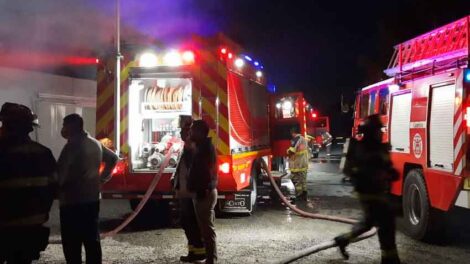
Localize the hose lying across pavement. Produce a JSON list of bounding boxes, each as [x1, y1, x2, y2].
[[260, 159, 377, 264], [100, 149, 175, 238], [94, 150, 376, 263]]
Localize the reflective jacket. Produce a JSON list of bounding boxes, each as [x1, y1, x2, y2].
[[287, 134, 309, 172], [0, 136, 56, 228]]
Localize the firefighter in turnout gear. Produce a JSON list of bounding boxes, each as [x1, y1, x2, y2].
[[334, 114, 400, 264], [287, 126, 309, 202], [0, 102, 56, 264], [171, 116, 206, 262]]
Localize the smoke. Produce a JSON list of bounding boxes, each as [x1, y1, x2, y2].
[[0, 0, 223, 63]]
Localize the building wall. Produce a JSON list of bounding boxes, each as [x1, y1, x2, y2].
[[0, 67, 97, 159]]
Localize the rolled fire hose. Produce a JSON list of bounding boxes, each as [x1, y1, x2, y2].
[[100, 149, 176, 238], [260, 159, 377, 264]]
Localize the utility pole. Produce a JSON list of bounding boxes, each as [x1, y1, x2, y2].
[[114, 0, 121, 154]]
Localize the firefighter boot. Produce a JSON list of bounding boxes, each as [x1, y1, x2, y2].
[[180, 246, 206, 262], [334, 235, 350, 260]]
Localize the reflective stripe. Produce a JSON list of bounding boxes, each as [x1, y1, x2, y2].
[[0, 177, 50, 188], [193, 247, 206, 255], [290, 168, 308, 172], [295, 149, 308, 156], [1, 213, 48, 227]]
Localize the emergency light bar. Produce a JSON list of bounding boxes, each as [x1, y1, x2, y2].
[[138, 50, 195, 67]]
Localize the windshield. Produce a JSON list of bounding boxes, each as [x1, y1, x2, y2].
[[128, 77, 192, 172]]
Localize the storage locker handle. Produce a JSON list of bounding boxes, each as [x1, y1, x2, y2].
[[434, 164, 444, 168], [395, 148, 405, 151]]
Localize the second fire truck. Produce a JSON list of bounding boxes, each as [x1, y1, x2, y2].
[[353, 15, 470, 240]]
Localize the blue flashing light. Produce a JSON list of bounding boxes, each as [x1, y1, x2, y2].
[[244, 55, 252, 62], [267, 84, 276, 93], [260, 65, 264, 69], [465, 70, 470, 83], [254, 61, 260, 67]]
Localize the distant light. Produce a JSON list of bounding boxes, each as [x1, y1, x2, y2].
[[139, 52, 158, 67], [221, 48, 227, 54], [95, 58, 100, 64], [256, 71, 263, 77], [244, 55, 252, 61], [276, 103, 282, 109], [235, 58, 244, 68], [282, 100, 293, 110], [254, 61, 260, 67], [182, 50, 195, 64], [163, 50, 183, 66], [260, 65, 264, 69], [228, 53, 233, 59], [312, 113, 317, 118]]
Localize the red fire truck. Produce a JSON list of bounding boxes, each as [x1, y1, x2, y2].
[[353, 16, 470, 240], [96, 35, 283, 214], [270, 92, 309, 169], [306, 115, 331, 158]]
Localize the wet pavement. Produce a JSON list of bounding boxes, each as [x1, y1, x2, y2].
[[39, 147, 470, 263]]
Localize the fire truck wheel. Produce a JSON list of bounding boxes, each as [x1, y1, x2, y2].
[[402, 169, 444, 241]]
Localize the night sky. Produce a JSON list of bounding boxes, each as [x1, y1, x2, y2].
[[0, 0, 468, 135]]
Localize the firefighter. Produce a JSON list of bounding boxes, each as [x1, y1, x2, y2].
[[334, 114, 400, 264], [171, 116, 206, 262], [0, 102, 56, 264], [57, 113, 118, 264], [287, 126, 309, 203], [187, 120, 218, 264]]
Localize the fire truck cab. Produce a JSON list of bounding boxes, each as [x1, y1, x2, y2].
[[353, 16, 470, 240]]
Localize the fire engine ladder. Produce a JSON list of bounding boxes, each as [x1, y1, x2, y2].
[[385, 16, 469, 78]]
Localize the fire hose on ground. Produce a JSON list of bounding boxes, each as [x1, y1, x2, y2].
[[259, 159, 377, 264], [71, 150, 376, 263]]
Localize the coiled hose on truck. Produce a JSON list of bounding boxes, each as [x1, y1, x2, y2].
[[99, 152, 376, 263]]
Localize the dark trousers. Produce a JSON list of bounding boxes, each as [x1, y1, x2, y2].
[[338, 195, 400, 264], [0, 226, 48, 264], [193, 189, 218, 264], [180, 198, 205, 255], [60, 202, 102, 264]]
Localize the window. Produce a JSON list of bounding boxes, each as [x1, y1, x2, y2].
[[360, 93, 370, 118], [369, 91, 377, 115], [378, 88, 389, 115], [274, 96, 297, 119]]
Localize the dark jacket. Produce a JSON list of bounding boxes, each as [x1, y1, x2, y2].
[[187, 137, 217, 198], [0, 135, 56, 228], [343, 138, 398, 194]]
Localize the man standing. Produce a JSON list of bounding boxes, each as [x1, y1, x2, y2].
[[172, 116, 206, 262], [287, 127, 309, 203], [188, 120, 218, 264], [0, 102, 56, 264], [57, 113, 118, 264], [334, 115, 400, 264]]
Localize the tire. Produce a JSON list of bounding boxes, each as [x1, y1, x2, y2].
[[402, 169, 445, 241], [249, 161, 260, 213]]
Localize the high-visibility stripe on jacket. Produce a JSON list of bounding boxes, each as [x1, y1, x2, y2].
[[0, 136, 56, 228], [287, 135, 309, 172]]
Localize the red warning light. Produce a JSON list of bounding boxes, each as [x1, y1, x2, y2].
[[96, 58, 100, 64], [228, 53, 233, 59], [221, 48, 227, 54], [312, 113, 317, 118]]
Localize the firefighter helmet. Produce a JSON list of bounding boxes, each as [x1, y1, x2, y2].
[[0, 102, 39, 126]]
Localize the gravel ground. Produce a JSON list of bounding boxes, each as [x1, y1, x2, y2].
[[37, 150, 470, 263]]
